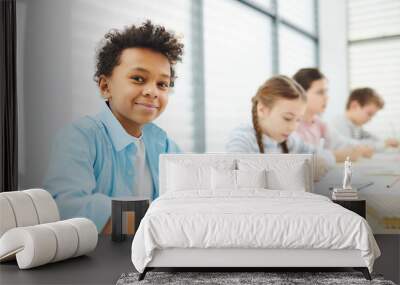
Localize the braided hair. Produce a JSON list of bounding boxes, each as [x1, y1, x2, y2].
[[251, 75, 305, 154]]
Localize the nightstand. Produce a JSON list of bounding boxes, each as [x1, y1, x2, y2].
[[332, 199, 366, 218], [111, 197, 150, 242]]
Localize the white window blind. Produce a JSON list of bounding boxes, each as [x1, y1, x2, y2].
[[348, 0, 400, 40], [70, 0, 195, 151], [348, 0, 400, 139], [203, 0, 273, 152]]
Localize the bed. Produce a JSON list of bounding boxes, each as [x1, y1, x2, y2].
[[131, 154, 380, 280]]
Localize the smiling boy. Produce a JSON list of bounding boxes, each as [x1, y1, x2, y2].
[[43, 21, 184, 233]]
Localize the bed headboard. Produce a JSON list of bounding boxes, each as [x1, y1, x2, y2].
[[159, 153, 315, 195]]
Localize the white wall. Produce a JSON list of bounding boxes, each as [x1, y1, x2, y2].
[[318, 0, 349, 120]]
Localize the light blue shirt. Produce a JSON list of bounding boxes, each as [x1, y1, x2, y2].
[[43, 103, 180, 231], [225, 124, 335, 166]]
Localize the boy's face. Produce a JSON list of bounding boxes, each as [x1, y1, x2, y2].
[[100, 47, 171, 130], [258, 98, 306, 143], [305, 78, 329, 115], [349, 102, 380, 126]]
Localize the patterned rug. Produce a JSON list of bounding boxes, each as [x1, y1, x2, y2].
[[116, 271, 396, 285]]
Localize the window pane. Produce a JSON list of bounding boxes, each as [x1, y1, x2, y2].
[[279, 0, 316, 35], [204, 0, 273, 152], [348, 0, 400, 40], [279, 24, 317, 76]]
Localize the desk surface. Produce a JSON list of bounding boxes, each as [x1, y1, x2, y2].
[[0, 236, 133, 285]]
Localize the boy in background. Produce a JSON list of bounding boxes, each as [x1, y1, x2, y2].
[[332, 87, 399, 151]]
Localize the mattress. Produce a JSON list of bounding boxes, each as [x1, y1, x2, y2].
[[131, 190, 380, 273]]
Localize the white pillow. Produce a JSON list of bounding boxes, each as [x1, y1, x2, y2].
[[236, 169, 268, 189], [211, 168, 236, 190], [238, 159, 308, 191], [167, 162, 211, 191], [267, 166, 306, 191], [166, 159, 236, 192]]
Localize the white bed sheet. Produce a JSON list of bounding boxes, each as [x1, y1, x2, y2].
[[131, 190, 380, 273]]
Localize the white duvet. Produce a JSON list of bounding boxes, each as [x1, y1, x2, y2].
[[131, 190, 380, 273]]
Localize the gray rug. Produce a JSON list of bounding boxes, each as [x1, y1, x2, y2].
[[116, 271, 396, 285]]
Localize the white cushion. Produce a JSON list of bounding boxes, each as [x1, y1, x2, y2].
[[0, 189, 60, 238], [64, 218, 98, 257], [24, 189, 60, 223], [211, 168, 237, 190], [42, 221, 79, 262], [238, 159, 308, 191], [236, 169, 268, 189], [0, 196, 17, 237], [0, 191, 39, 227], [0, 218, 97, 269], [0, 189, 98, 269], [0, 226, 58, 269]]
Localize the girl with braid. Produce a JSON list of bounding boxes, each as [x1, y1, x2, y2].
[[225, 75, 335, 179]]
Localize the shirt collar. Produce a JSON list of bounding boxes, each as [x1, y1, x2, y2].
[[96, 102, 136, 152]]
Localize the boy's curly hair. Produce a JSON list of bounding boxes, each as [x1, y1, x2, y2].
[[94, 20, 184, 87]]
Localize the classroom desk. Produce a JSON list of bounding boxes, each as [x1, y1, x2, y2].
[[0, 236, 134, 285]]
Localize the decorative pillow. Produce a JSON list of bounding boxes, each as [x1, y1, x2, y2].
[[267, 165, 306, 191], [211, 168, 237, 190], [167, 162, 211, 191], [166, 159, 236, 192], [236, 169, 268, 189], [238, 158, 308, 191]]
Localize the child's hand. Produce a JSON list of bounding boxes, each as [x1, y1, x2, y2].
[[385, 138, 400, 148], [355, 145, 374, 158]]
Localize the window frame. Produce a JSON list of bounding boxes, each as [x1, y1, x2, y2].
[[235, 0, 320, 73], [192, 0, 320, 152]]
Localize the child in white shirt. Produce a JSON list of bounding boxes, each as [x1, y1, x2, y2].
[[331, 87, 399, 151]]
